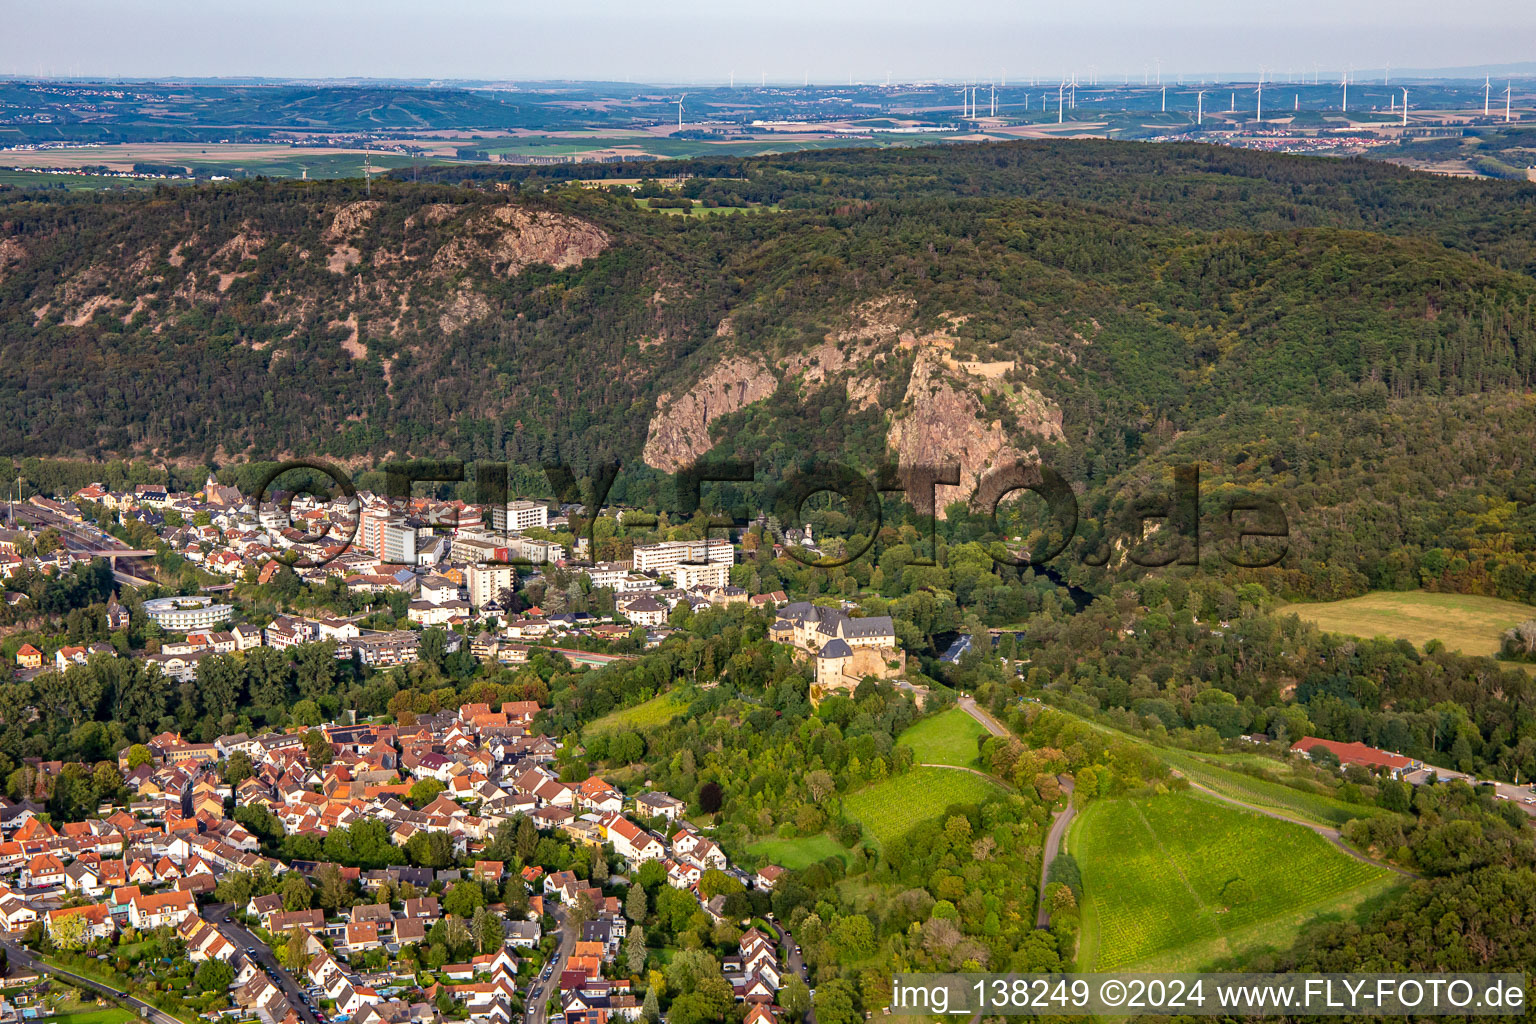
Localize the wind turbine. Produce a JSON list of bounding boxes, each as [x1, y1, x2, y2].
[[1341, 72, 1348, 114], [1197, 89, 1205, 126], [1256, 81, 1263, 123], [1161, 84, 1166, 112], [1507, 82, 1513, 123], [1400, 87, 1408, 127], [1057, 82, 1065, 123], [676, 94, 685, 131], [1484, 76, 1491, 117]]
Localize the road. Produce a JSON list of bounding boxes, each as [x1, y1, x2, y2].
[[956, 696, 1007, 738], [955, 696, 1086, 927], [766, 919, 815, 1024], [525, 906, 573, 1024], [1, 938, 181, 1024], [1405, 765, 1536, 819], [1034, 775, 1077, 927], [11, 504, 156, 587], [960, 696, 1419, 897], [206, 903, 322, 1024]]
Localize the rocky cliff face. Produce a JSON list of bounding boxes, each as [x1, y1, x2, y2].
[[431, 205, 610, 278], [641, 356, 780, 472], [641, 295, 1065, 507], [886, 347, 1063, 513]]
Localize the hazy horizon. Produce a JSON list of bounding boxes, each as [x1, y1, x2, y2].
[[7, 0, 1535, 84]]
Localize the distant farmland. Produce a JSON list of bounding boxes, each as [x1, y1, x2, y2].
[[1288, 590, 1536, 663]]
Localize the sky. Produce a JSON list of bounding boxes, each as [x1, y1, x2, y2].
[[5, 0, 1535, 83]]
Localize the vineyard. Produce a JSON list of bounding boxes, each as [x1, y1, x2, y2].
[[1159, 749, 1394, 828], [844, 766, 1002, 847], [581, 689, 691, 737], [1073, 792, 1397, 971]]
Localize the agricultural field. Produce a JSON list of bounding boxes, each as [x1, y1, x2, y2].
[[0, 143, 428, 179], [745, 833, 851, 869], [1072, 792, 1397, 971], [1159, 749, 1393, 828], [0, 168, 158, 190], [844, 766, 1001, 847], [897, 707, 988, 767], [582, 689, 691, 737], [1288, 590, 1536, 662]]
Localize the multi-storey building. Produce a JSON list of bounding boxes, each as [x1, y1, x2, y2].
[[631, 539, 733, 574], [142, 596, 234, 631], [491, 500, 549, 533], [466, 562, 517, 610], [674, 561, 731, 590]]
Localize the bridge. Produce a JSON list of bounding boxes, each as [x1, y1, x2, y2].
[[9, 504, 157, 586]]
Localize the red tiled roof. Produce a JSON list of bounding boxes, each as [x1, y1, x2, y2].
[[1290, 737, 1413, 771]]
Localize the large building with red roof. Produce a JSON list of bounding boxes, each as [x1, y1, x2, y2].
[[1290, 737, 1420, 778]]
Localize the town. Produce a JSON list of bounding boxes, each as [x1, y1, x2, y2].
[[0, 475, 878, 1024]]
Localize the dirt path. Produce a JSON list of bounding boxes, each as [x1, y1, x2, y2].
[[952, 699, 1086, 927], [1181, 779, 1420, 879], [917, 761, 1010, 786], [1035, 774, 1078, 927]]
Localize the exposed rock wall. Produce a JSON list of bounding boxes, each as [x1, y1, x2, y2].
[[642, 356, 779, 472], [886, 349, 1063, 514]]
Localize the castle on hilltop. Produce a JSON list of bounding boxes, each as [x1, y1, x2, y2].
[[769, 602, 902, 701]]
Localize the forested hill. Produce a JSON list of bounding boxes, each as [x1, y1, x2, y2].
[[1, 141, 1534, 524]]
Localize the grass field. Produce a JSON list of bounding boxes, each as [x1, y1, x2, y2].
[[746, 834, 850, 869], [44, 1010, 137, 1024], [1289, 590, 1536, 662], [844, 766, 1002, 847], [1072, 792, 1397, 971], [897, 708, 988, 767], [582, 690, 690, 737]]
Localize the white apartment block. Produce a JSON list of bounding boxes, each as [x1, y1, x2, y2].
[[674, 561, 731, 590], [466, 562, 517, 610], [142, 596, 234, 631], [631, 539, 733, 574], [380, 521, 417, 565], [491, 500, 549, 533]]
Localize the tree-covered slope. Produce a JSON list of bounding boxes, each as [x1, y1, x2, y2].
[[0, 140, 1533, 505]]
